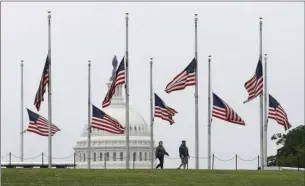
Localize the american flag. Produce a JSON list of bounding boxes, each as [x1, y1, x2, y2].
[[154, 93, 178, 125], [102, 57, 125, 108], [165, 58, 196, 94], [268, 94, 291, 131], [91, 104, 125, 134], [244, 57, 263, 103], [26, 108, 60, 137], [34, 55, 50, 111], [212, 93, 245, 125]]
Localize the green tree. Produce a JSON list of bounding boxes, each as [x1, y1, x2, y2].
[[267, 125, 305, 168]]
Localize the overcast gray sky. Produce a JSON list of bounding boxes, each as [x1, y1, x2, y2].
[[1, 2, 304, 169]]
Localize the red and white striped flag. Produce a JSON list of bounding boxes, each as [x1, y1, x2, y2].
[[102, 57, 125, 108], [91, 104, 125, 134], [244, 57, 263, 103], [154, 93, 178, 125], [268, 94, 291, 131], [212, 93, 245, 125], [34, 55, 49, 111], [165, 58, 196, 94], [26, 108, 60, 136]]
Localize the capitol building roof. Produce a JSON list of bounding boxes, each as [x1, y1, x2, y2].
[[74, 56, 156, 169]]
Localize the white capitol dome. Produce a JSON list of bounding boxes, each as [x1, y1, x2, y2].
[[74, 59, 156, 169]]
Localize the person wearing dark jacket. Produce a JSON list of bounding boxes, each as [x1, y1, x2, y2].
[[155, 141, 169, 169], [178, 140, 189, 169]]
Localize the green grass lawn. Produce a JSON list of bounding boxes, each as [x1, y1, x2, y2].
[[2, 169, 305, 186]]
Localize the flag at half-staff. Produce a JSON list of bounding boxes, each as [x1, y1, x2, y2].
[[154, 93, 178, 125], [26, 108, 60, 136], [102, 57, 125, 108], [34, 55, 50, 111], [243, 57, 263, 103], [91, 104, 125, 134], [212, 93, 245, 125], [165, 58, 196, 93], [268, 94, 291, 131]]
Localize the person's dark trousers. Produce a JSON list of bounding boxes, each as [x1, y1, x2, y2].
[[156, 156, 164, 169]]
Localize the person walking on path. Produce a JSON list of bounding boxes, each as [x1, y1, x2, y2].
[[178, 140, 189, 169], [155, 141, 169, 169]]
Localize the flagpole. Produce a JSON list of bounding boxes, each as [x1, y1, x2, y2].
[[88, 60, 91, 169], [150, 57, 154, 169], [207, 55, 212, 169], [20, 60, 24, 162], [125, 12, 130, 169], [0, 2, 2, 185], [0, 2, 1, 180], [263, 53, 268, 168], [47, 10, 52, 169], [194, 13, 199, 170], [259, 17, 264, 170]]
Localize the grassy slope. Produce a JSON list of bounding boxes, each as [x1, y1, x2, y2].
[[2, 169, 305, 186]]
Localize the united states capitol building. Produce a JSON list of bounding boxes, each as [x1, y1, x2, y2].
[[74, 57, 156, 169]]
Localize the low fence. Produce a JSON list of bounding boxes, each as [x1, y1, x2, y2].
[[1, 152, 303, 170], [1, 162, 75, 168]]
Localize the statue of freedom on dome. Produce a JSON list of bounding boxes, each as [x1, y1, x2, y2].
[[110, 55, 118, 81]]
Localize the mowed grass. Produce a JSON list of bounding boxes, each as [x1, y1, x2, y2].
[[2, 169, 305, 186]]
